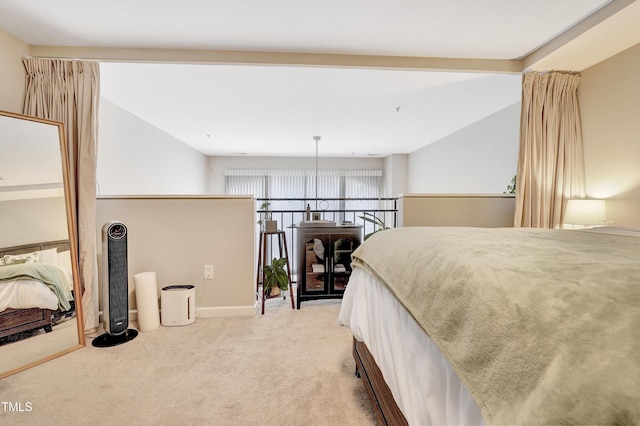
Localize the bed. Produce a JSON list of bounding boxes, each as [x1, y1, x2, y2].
[[0, 240, 75, 340], [338, 226, 640, 425]]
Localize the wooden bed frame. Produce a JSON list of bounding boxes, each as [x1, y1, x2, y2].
[[353, 337, 408, 426], [0, 240, 70, 340], [0, 308, 53, 339]]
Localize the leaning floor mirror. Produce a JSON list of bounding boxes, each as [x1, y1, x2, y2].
[[0, 110, 85, 379]]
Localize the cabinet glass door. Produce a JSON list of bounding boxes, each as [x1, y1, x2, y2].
[[303, 237, 328, 293], [331, 236, 360, 292]]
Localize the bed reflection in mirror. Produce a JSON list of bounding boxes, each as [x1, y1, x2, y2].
[[0, 111, 84, 378]]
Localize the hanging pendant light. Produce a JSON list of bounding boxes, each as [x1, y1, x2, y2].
[[303, 135, 334, 226], [313, 136, 321, 210]]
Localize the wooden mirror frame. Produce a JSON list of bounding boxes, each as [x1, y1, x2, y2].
[[0, 110, 85, 379]]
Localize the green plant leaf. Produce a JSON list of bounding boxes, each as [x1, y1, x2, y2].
[[358, 212, 386, 228], [359, 212, 389, 242], [504, 174, 517, 194], [263, 257, 289, 290]]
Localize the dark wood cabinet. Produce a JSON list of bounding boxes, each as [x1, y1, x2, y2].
[[294, 224, 362, 309]]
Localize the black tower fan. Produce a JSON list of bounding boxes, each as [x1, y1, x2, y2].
[[92, 220, 138, 347]]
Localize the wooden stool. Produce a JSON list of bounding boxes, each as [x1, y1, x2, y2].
[[256, 230, 294, 314]]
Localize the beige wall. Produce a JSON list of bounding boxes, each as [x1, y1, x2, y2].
[[96, 196, 256, 318], [399, 194, 515, 227], [408, 102, 520, 194], [0, 197, 68, 247], [0, 29, 28, 113], [579, 43, 640, 226], [98, 98, 209, 195], [384, 154, 409, 198]]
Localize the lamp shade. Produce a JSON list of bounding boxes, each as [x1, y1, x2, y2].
[[563, 199, 606, 225]]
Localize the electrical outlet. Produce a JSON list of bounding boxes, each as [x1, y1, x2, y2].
[[204, 264, 214, 280]]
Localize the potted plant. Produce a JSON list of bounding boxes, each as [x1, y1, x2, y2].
[[358, 212, 390, 240], [257, 201, 278, 233], [262, 257, 289, 298], [504, 174, 517, 194]]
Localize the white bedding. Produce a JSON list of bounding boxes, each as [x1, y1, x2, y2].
[[338, 267, 484, 426], [0, 279, 59, 311]]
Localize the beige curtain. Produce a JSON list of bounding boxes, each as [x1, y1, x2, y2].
[[514, 71, 586, 228], [23, 57, 100, 332]]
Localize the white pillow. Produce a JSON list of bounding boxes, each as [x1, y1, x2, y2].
[[36, 248, 58, 266], [56, 250, 75, 290], [3, 252, 39, 265], [57, 250, 72, 270]]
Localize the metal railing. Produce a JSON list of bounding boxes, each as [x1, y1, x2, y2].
[[256, 197, 398, 282]]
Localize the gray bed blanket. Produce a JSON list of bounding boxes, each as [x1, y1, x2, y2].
[[350, 227, 640, 425]]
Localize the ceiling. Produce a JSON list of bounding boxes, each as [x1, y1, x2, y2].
[[98, 63, 521, 157], [1, 0, 638, 157]]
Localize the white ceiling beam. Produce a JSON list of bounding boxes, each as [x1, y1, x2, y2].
[[29, 46, 522, 74]]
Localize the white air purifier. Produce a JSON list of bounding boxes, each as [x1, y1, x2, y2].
[[161, 285, 196, 326]]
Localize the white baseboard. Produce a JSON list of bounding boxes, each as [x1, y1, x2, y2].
[[127, 304, 257, 321], [196, 305, 257, 318]]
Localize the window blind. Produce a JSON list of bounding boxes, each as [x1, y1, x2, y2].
[[225, 170, 383, 205]]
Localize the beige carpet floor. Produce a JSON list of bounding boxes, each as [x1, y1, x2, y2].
[[0, 297, 375, 425]]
